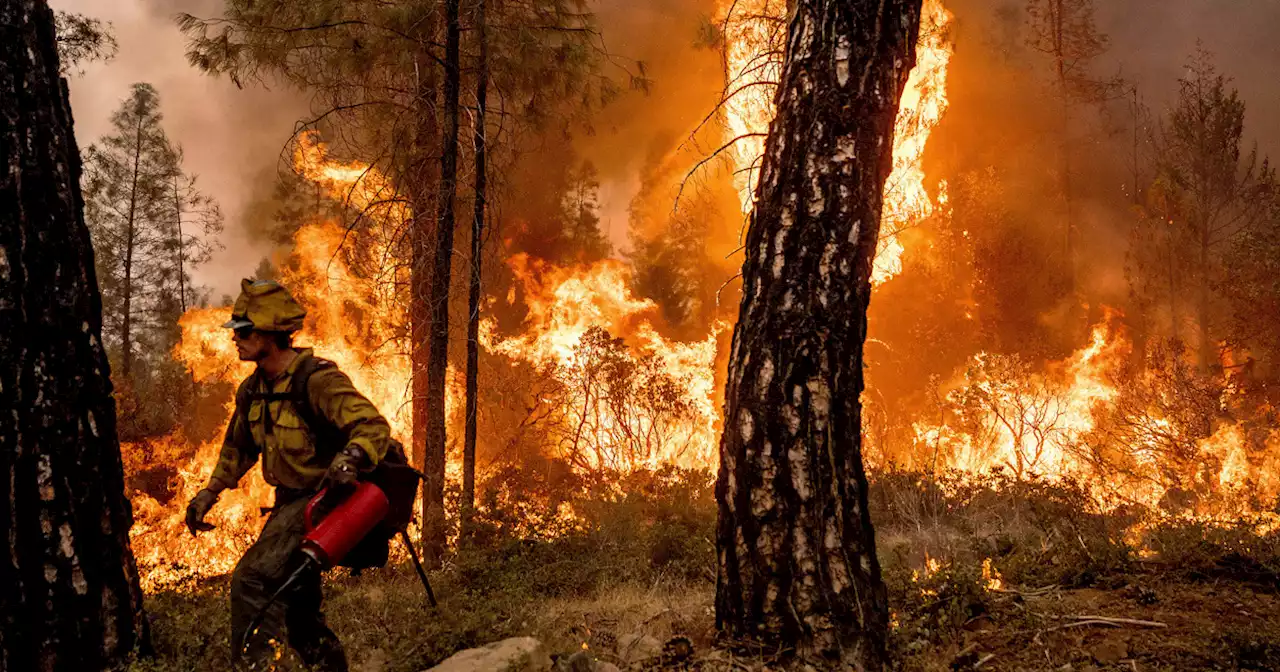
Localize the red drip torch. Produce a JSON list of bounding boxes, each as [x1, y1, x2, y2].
[[301, 481, 390, 565], [240, 482, 436, 656]]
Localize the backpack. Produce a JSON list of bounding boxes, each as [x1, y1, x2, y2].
[[235, 353, 421, 570]]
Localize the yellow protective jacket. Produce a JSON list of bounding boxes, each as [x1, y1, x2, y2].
[[210, 349, 391, 491]]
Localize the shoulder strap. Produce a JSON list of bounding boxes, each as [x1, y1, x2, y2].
[[289, 353, 337, 432]]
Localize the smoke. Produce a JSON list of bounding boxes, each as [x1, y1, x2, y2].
[[52, 0, 305, 299], [1097, 0, 1280, 158], [573, 0, 729, 252], [53, 0, 1280, 313]]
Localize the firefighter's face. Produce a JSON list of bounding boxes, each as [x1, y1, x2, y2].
[[233, 327, 271, 362]]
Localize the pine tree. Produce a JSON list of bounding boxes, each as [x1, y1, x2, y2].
[[1133, 49, 1275, 371], [53, 10, 117, 75], [715, 0, 922, 667], [462, 0, 490, 532], [82, 84, 222, 379], [82, 84, 222, 437], [1, 0, 150, 666]]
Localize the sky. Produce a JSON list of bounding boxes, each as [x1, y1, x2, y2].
[[52, 0, 303, 298], [53, 0, 1280, 299]]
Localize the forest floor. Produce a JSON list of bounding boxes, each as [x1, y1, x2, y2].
[[125, 469, 1280, 672]]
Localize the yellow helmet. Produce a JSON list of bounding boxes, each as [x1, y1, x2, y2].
[[222, 279, 307, 333]]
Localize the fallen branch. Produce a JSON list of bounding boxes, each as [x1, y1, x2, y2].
[[990, 583, 1061, 598], [1043, 615, 1167, 632], [1070, 615, 1168, 628]]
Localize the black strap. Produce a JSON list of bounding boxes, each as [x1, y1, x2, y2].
[[234, 353, 339, 445]]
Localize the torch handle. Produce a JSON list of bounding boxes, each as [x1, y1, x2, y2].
[[304, 487, 329, 532], [400, 530, 438, 608]]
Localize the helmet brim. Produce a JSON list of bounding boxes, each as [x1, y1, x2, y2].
[[221, 318, 255, 330]]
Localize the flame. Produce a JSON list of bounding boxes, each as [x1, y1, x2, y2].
[[982, 558, 1004, 591], [907, 310, 1280, 534], [124, 136, 451, 589], [127, 220, 422, 589], [483, 254, 725, 471], [720, 0, 954, 284], [125, 135, 724, 585]]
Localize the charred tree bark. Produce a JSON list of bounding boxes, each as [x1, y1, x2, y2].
[[410, 39, 441, 561], [0, 0, 150, 668], [714, 0, 921, 668], [422, 0, 462, 562], [461, 0, 488, 531]]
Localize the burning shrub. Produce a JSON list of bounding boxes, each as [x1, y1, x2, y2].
[[885, 554, 988, 649], [949, 353, 1073, 480], [491, 325, 715, 474], [872, 468, 1136, 590]]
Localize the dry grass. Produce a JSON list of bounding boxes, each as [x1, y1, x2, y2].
[[126, 468, 1280, 671]]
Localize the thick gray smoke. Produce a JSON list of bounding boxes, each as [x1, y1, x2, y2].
[[1098, 0, 1280, 157], [52, 0, 304, 298]]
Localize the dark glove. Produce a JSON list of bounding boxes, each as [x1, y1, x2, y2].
[[185, 488, 219, 536], [323, 447, 364, 490]]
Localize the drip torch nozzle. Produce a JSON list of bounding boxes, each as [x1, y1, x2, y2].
[[239, 553, 319, 657]]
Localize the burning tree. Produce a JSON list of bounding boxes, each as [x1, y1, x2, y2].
[[0, 0, 149, 666], [715, 0, 923, 667]]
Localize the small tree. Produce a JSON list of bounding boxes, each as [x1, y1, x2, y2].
[[952, 354, 1069, 479]]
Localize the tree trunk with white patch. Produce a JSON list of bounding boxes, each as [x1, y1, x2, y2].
[[715, 0, 922, 668], [0, 0, 150, 668]]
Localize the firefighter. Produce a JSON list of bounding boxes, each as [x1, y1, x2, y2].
[[184, 279, 392, 672]]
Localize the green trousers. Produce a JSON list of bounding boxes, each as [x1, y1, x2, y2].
[[230, 494, 348, 671]]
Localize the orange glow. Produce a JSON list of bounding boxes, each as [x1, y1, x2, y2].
[[483, 254, 725, 471], [125, 136, 723, 586], [720, 0, 954, 284]]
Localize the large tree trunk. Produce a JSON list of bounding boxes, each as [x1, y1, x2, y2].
[[422, 0, 462, 562], [461, 0, 488, 532], [0, 0, 150, 668], [714, 0, 921, 668]]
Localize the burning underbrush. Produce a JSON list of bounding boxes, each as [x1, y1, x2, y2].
[[874, 312, 1280, 535], [127, 464, 1280, 671]]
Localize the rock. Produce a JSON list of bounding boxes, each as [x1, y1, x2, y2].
[[616, 634, 662, 664], [593, 664, 621, 672], [424, 637, 552, 672], [662, 636, 694, 663], [555, 650, 594, 672], [1090, 637, 1128, 665]]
